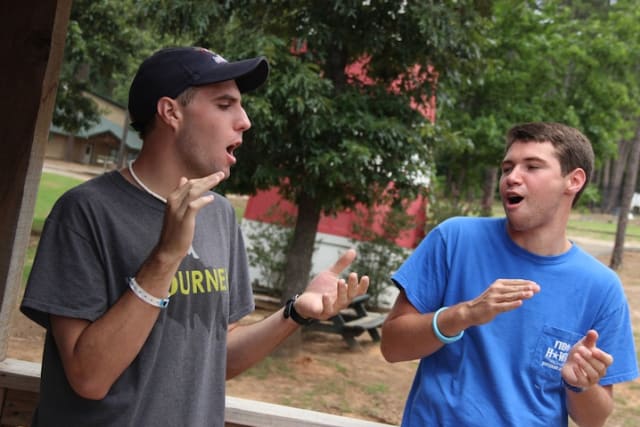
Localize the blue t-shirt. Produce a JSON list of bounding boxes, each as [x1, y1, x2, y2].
[[392, 217, 638, 427]]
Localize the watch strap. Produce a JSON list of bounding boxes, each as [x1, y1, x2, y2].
[[562, 377, 586, 393], [283, 294, 314, 325]]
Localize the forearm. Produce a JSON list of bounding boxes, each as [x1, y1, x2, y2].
[[53, 250, 180, 399], [54, 294, 160, 399], [380, 311, 442, 362], [226, 308, 299, 379], [567, 385, 614, 427], [381, 302, 469, 362]]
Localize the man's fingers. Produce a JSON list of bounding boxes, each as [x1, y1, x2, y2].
[[500, 279, 541, 292], [583, 329, 599, 348], [168, 172, 225, 215], [328, 248, 357, 275], [336, 279, 349, 309]]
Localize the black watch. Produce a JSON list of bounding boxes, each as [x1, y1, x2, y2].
[[561, 378, 585, 393], [283, 294, 314, 325]]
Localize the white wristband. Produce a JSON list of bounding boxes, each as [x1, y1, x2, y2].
[[127, 277, 169, 308]]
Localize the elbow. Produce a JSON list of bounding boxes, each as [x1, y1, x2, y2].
[[380, 342, 404, 363], [380, 343, 398, 363], [380, 329, 402, 363], [66, 371, 112, 401], [70, 382, 110, 401]]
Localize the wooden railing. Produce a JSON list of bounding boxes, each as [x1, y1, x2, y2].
[[0, 359, 39, 426], [0, 358, 396, 427]]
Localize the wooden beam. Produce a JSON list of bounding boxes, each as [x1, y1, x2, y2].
[[0, 359, 40, 393], [0, 359, 396, 427], [0, 359, 40, 426], [225, 396, 397, 427], [0, 0, 72, 360]]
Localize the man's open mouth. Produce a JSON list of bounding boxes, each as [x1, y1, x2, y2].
[[507, 195, 524, 204]]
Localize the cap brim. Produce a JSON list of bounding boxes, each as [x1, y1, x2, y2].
[[198, 56, 269, 93]]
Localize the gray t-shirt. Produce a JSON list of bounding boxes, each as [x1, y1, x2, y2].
[[21, 171, 254, 427]]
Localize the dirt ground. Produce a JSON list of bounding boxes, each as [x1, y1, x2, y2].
[[7, 250, 640, 425]]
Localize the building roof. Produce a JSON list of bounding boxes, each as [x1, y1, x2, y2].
[[50, 115, 142, 151]]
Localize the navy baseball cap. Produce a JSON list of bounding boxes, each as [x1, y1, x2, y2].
[[128, 47, 269, 132]]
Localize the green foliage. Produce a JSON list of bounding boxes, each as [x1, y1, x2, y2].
[[349, 202, 419, 308], [435, 0, 640, 207], [245, 207, 296, 296], [54, 0, 157, 132], [215, 1, 486, 214], [575, 185, 602, 213], [349, 239, 406, 309], [425, 178, 481, 233]]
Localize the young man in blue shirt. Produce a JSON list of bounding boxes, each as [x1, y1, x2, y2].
[[381, 122, 638, 426]]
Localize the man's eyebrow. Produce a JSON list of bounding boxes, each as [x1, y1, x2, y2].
[[213, 93, 239, 101], [522, 156, 547, 163], [502, 156, 546, 163], [501, 156, 548, 169]]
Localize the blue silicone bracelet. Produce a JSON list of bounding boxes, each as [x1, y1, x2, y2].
[[432, 306, 464, 344]]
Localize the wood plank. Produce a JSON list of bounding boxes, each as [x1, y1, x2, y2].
[[0, 359, 41, 393], [225, 396, 397, 427], [0, 389, 37, 427], [0, 0, 73, 360]]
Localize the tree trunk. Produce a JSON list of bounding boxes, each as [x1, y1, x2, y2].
[[480, 166, 498, 217], [610, 123, 640, 270], [603, 139, 631, 214], [598, 159, 610, 213], [274, 191, 322, 357]]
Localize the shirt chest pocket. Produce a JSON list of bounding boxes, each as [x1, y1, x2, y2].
[[530, 325, 583, 382]]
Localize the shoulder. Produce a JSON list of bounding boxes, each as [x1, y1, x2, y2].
[[434, 216, 504, 237], [50, 174, 113, 210], [571, 244, 621, 283], [50, 172, 123, 211], [46, 172, 149, 232], [202, 191, 239, 223], [414, 216, 504, 255], [209, 191, 234, 213]]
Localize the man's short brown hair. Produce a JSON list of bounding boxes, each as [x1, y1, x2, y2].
[[506, 122, 594, 206]]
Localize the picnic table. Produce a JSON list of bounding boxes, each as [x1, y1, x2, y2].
[[305, 294, 386, 349]]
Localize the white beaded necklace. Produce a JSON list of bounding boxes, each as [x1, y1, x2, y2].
[[128, 160, 201, 260], [128, 160, 166, 203]]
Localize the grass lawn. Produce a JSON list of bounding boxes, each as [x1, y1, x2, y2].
[[568, 214, 640, 244], [31, 172, 84, 233], [22, 172, 84, 284]]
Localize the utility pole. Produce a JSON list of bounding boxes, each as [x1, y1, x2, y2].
[[116, 110, 130, 169]]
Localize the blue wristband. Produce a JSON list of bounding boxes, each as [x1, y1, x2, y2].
[[432, 306, 464, 344]]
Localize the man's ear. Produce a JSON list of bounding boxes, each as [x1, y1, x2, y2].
[[566, 168, 587, 196], [156, 97, 181, 130]]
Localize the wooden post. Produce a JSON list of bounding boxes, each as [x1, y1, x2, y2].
[[0, 0, 73, 360]]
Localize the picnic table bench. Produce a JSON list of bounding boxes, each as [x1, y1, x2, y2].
[[305, 294, 386, 349]]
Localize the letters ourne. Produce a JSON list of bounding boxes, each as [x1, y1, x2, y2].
[[169, 268, 228, 296]]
